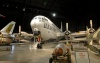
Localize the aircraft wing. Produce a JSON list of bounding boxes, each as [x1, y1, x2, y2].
[[66, 38, 88, 42], [57, 38, 88, 44], [70, 32, 86, 38]]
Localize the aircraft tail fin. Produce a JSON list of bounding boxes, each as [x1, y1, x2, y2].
[[0, 21, 16, 34]]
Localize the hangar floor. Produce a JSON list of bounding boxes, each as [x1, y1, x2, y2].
[[0, 42, 100, 63]]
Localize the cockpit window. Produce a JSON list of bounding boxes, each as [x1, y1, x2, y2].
[[42, 18, 48, 22], [38, 17, 41, 19], [34, 17, 37, 19]]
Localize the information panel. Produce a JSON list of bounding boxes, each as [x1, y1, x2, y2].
[[75, 51, 90, 63]]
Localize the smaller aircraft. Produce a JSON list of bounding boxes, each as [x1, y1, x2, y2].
[[0, 21, 16, 45], [14, 25, 33, 43], [49, 43, 71, 63]]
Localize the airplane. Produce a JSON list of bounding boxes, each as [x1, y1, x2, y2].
[[65, 20, 95, 42], [60, 20, 100, 55], [65, 26, 100, 55], [30, 15, 66, 49], [0, 21, 16, 45], [14, 31, 33, 43], [30, 15, 100, 53], [30, 15, 65, 42], [64, 20, 95, 40], [64, 20, 96, 43], [86, 27, 100, 55], [14, 25, 34, 43]]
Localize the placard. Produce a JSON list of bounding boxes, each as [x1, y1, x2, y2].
[[75, 51, 90, 63]]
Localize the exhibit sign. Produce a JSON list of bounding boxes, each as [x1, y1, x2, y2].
[[75, 51, 90, 63]]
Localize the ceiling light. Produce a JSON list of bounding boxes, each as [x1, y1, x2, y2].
[[23, 8, 25, 11], [52, 13, 56, 17]]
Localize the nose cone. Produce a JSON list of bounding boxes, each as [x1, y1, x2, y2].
[[30, 18, 39, 27], [54, 48, 63, 56]]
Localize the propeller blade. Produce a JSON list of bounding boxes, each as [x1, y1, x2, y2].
[[19, 25, 21, 35], [86, 26, 90, 38], [90, 20, 92, 28], [66, 23, 68, 31]]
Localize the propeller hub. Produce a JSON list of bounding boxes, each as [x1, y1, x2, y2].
[[89, 28, 95, 33]]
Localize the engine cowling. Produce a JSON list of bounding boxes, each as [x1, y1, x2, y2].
[[33, 28, 41, 36], [53, 43, 68, 56], [89, 28, 95, 33], [64, 31, 71, 40]]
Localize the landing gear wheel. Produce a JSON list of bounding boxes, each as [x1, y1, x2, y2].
[[67, 57, 71, 63], [49, 57, 53, 63], [37, 43, 42, 49]]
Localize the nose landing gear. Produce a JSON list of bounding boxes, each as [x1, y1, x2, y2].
[[37, 43, 42, 49]]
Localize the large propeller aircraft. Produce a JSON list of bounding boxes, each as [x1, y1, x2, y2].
[[64, 20, 100, 55]]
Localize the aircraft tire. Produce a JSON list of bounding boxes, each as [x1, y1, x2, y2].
[[67, 56, 71, 63], [37, 43, 40, 49], [49, 57, 53, 63], [37, 43, 42, 49]]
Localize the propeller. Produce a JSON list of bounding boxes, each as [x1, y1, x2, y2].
[[89, 20, 95, 33], [65, 23, 70, 34], [64, 23, 71, 40]]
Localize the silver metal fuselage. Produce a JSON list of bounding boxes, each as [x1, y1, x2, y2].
[[30, 15, 64, 41]]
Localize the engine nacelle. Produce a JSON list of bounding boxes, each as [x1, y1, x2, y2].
[[33, 28, 40, 36], [64, 31, 71, 40], [49, 43, 71, 63], [53, 43, 69, 56], [89, 28, 95, 33], [65, 31, 71, 35]]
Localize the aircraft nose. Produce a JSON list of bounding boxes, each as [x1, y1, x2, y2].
[[30, 20, 37, 27], [30, 18, 40, 27], [54, 48, 63, 56]]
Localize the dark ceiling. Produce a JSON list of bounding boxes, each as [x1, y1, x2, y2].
[[0, 0, 100, 33]]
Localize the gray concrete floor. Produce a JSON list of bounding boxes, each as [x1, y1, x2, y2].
[[0, 42, 100, 63]]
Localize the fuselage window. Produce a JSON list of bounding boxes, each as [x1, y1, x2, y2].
[[42, 19, 45, 22], [38, 17, 41, 19], [42, 18, 48, 22], [47, 25, 49, 29], [42, 18, 44, 22], [44, 23, 47, 28]]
